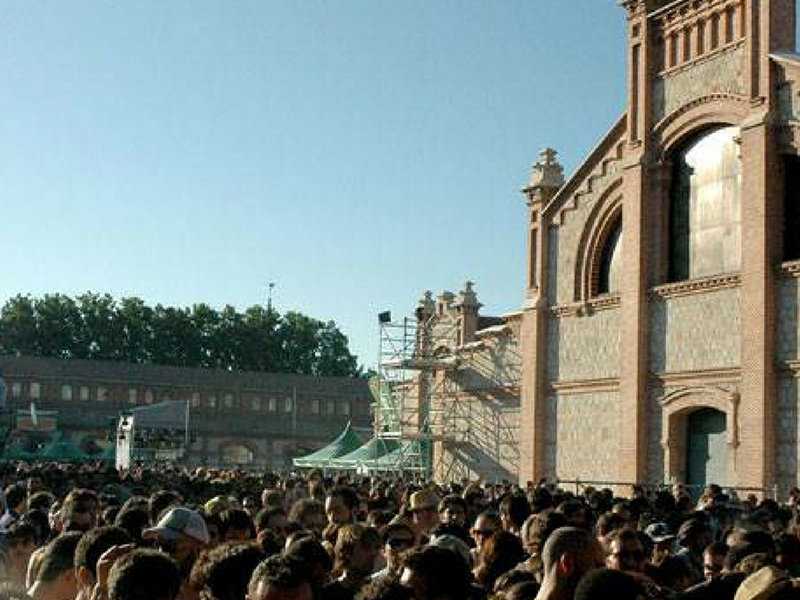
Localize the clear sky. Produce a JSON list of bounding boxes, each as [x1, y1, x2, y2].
[[0, 1, 763, 370]]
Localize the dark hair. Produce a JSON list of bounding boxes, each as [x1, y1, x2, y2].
[[4, 485, 26, 511], [248, 555, 309, 597], [5, 521, 36, 547], [219, 508, 254, 539], [379, 521, 415, 545], [74, 526, 133, 578], [326, 486, 359, 510], [37, 532, 82, 583], [114, 507, 150, 544], [149, 491, 182, 523], [108, 549, 181, 600], [438, 494, 467, 514], [475, 531, 527, 590], [28, 491, 55, 513], [402, 546, 472, 600], [499, 494, 531, 531], [287, 499, 324, 525], [574, 568, 642, 600], [189, 542, 265, 600], [284, 537, 333, 571], [254, 507, 286, 532]]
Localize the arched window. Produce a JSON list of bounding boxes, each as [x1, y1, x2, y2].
[[669, 126, 742, 281], [597, 218, 622, 295]]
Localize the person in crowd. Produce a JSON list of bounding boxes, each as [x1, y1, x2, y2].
[[247, 555, 313, 600], [325, 487, 359, 527], [1, 485, 28, 529], [399, 546, 474, 600], [371, 521, 415, 586], [606, 528, 648, 574], [27, 532, 82, 600], [474, 531, 527, 592], [534, 527, 605, 600], [219, 508, 255, 542], [284, 537, 333, 598], [256, 507, 289, 549], [518, 510, 567, 581], [321, 524, 381, 600], [407, 490, 439, 538], [107, 549, 181, 600], [288, 500, 327, 540], [142, 506, 210, 599], [2, 521, 36, 590], [470, 510, 502, 566], [438, 495, 468, 531], [499, 494, 531, 538], [189, 541, 265, 600], [73, 526, 133, 600], [573, 568, 643, 600]]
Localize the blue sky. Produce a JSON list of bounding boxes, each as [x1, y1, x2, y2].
[[0, 2, 653, 368]]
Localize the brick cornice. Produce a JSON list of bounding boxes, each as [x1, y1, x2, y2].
[[550, 295, 621, 317], [650, 273, 740, 300], [651, 367, 740, 386]]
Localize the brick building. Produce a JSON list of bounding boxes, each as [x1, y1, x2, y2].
[[0, 355, 371, 469], [519, 0, 800, 493]]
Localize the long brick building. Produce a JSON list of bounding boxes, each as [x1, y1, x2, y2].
[[518, 0, 800, 493], [0, 355, 371, 469]]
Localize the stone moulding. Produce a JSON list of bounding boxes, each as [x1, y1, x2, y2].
[[549, 377, 620, 394], [550, 294, 621, 318], [659, 385, 741, 450], [650, 273, 740, 300], [652, 367, 740, 386]]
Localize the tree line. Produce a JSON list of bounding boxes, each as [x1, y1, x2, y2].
[[0, 293, 360, 377]]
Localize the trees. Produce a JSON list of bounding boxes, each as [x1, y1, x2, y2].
[[0, 294, 361, 377]]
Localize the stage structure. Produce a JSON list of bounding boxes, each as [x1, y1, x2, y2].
[[116, 400, 191, 469]]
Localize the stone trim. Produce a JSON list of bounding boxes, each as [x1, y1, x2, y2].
[[650, 273, 740, 299], [550, 377, 619, 394], [550, 295, 621, 317], [652, 367, 740, 386]]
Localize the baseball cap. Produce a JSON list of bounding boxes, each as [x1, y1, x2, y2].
[[143, 507, 210, 544]]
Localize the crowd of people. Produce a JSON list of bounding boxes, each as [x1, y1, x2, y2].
[[0, 461, 800, 599]]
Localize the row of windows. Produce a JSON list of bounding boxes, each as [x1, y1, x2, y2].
[[9, 381, 352, 416]]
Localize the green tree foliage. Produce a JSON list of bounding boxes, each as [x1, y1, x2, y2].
[[0, 294, 360, 377]]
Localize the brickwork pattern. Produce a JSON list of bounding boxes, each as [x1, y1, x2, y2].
[[777, 279, 799, 362], [545, 392, 621, 481], [652, 45, 745, 121], [777, 378, 799, 491], [649, 288, 741, 373], [547, 310, 621, 382]]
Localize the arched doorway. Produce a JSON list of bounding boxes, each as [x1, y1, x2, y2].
[[686, 408, 728, 488]]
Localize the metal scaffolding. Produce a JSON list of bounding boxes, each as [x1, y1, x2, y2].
[[377, 295, 521, 482]]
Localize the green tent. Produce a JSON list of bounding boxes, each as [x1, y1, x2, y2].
[[293, 422, 365, 468], [369, 438, 431, 473], [38, 432, 88, 462], [2, 444, 35, 461], [330, 436, 399, 470], [99, 444, 116, 462]]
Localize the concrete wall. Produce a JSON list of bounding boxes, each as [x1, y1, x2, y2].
[[650, 288, 740, 373], [547, 309, 621, 382]]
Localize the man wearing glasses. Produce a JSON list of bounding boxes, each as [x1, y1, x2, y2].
[[370, 521, 416, 586]]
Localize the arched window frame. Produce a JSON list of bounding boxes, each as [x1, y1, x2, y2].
[[575, 182, 623, 303]]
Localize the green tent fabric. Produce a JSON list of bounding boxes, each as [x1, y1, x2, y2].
[[330, 436, 400, 470], [39, 432, 88, 462], [99, 444, 116, 462], [369, 438, 431, 473], [2, 444, 35, 461], [293, 422, 365, 468]]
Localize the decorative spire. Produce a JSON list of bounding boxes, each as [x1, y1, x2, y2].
[[526, 148, 564, 191]]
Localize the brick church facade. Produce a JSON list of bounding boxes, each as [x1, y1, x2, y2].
[[518, 0, 800, 493]]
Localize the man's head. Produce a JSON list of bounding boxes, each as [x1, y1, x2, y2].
[[334, 524, 381, 578], [247, 555, 312, 600], [471, 511, 502, 555], [703, 541, 729, 580], [324, 486, 358, 526], [255, 507, 288, 548], [142, 507, 210, 579], [400, 546, 472, 600], [287, 500, 326, 539], [409, 489, 440, 535], [438, 495, 467, 529], [499, 493, 531, 534], [31, 531, 83, 600], [108, 549, 181, 600], [606, 528, 647, 573], [379, 521, 416, 571], [540, 527, 605, 597], [284, 537, 332, 592], [74, 526, 134, 596], [189, 542, 265, 600]]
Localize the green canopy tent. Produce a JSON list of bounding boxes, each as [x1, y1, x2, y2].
[[38, 431, 88, 463], [330, 436, 400, 471], [293, 421, 365, 468], [99, 444, 116, 462], [369, 438, 432, 474], [2, 443, 36, 461]]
